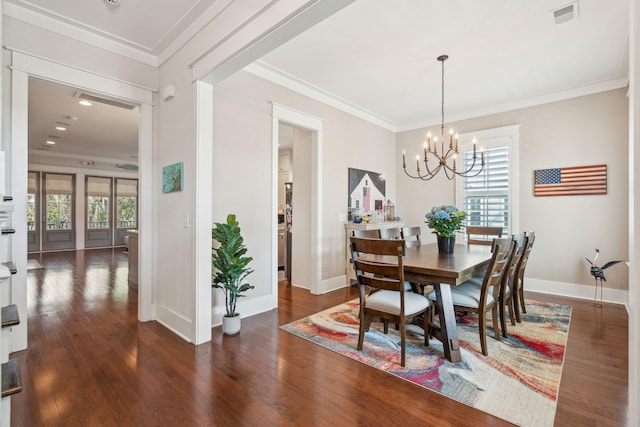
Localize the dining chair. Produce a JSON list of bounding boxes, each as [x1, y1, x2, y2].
[[428, 237, 514, 355], [498, 234, 526, 336], [350, 237, 431, 367], [466, 226, 503, 246], [401, 226, 422, 248], [353, 229, 381, 238], [514, 231, 536, 319], [380, 227, 402, 240]]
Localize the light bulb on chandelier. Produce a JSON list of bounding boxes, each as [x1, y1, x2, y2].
[[402, 55, 485, 181]]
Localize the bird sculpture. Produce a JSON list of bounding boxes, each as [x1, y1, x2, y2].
[[584, 249, 624, 307]]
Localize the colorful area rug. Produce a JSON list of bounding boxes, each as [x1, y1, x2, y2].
[[281, 299, 571, 427]]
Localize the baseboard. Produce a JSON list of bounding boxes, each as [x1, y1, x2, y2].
[[526, 277, 628, 306], [155, 304, 193, 342], [211, 294, 277, 326], [317, 275, 347, 295]]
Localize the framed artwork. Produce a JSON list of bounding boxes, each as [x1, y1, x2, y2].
[[533, 164, 607, 197], [347, 167, 385, 221], [162, 162, 184, 193]]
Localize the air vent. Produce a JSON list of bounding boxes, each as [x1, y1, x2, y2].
[[553, 2, 578, 24], [74, 92, 135, 110], [117, 164, 139, 171]]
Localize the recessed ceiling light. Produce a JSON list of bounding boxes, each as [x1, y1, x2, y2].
[[79, 100, 92, 106], [55, 126, 67, 131], [46, 140, 56, 145]]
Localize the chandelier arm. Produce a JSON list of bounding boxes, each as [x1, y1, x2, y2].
[[401, 54, 485, 182]]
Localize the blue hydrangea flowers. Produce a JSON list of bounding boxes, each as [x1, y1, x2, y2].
[[425, 205, 467, 237]]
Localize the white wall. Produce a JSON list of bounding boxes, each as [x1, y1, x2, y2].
[[397, 89, 629, 297], [212, 70, 396, 298]]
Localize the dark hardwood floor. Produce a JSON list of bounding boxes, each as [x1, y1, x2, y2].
[[10, 248, 628, 426]]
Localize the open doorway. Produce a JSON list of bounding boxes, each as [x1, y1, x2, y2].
[[271, 104, 323, 298], [276, 123, 312, 288]]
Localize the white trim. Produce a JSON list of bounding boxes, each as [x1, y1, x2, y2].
[[455, 124, 521, 235], [10, 51, 155, 103], [247, 62, 397, 132], [398, 78, 629, 132], [9, 51, 156, 325], [3, 2, 157, 66], [271, 103, 324, 295], [211, 294, 275, 327], [194, 81, 213, 344], [9, 69, 29, 351], [155, 304, 193, 342], [526, 278, 628, 307]]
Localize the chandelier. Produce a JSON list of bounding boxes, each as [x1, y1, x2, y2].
[[402, 55, 484, 181]]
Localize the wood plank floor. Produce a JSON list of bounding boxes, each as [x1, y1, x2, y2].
[[10, 248, 628, 426]]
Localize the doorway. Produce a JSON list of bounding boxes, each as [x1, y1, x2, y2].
[[271, 104, 324, 296]]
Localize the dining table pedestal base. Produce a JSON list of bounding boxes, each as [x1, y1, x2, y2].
[[429, 283, 462, 363]]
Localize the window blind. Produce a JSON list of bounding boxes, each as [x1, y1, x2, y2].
[[463, 147, 509, 235]]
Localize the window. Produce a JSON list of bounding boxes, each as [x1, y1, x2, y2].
[[86, 176, 112, 229], [116, 178, 138, 229], [456, 125, 520, 238]]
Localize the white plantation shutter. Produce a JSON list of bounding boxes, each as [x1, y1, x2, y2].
[[456, 125, 520, 238], [463, 147, 510, 236]]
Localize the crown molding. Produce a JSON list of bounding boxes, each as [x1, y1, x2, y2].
[[397, 77, 629, 132], [4, 2, 158, 66], [246, 61, 397, 132]]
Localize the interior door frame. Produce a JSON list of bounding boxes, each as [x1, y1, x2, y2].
[[27, 171, 41, 252], [10, 52, 156, 354]]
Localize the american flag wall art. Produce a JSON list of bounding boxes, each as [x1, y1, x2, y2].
[[533, 164, 607, 197]]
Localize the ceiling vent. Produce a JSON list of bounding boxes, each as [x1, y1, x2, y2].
[[117, 164, 139, 171], [105, 0, 121, 6], [74, 92, 135, 110], [552, 2, 579, 25]]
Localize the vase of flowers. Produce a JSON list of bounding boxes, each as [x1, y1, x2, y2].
[[425, 205, 467, 254]]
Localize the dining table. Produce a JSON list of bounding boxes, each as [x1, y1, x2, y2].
[[402, 242, 492, 362]]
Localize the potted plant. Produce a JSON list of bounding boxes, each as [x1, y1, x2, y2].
[[212, 214, 255, 335], [425, 205, 467, 254]]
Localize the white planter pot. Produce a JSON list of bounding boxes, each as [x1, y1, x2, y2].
[[222, 314, 241, 335]]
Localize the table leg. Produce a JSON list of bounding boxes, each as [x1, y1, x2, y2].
[[434, 283, 462, 363]]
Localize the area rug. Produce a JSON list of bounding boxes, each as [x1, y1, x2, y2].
[[281, 299, 571, 427]]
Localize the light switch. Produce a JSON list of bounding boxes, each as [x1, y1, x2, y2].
[[184, 214, 190, 228], [338, 212, 347, 222]]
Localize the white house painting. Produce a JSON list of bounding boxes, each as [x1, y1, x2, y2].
[[348, 168, 385, 220]]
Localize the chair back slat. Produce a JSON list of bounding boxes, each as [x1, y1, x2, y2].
[[467, 226, 502, 246], [401, 226, 422, 248], [380, 227, 402, 240], [353, 229, 381, 238]]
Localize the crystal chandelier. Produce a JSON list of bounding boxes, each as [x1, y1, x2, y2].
[[402, 55, 484, 181]]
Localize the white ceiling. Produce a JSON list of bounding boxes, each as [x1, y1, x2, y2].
[[13, 0, 630, 168]]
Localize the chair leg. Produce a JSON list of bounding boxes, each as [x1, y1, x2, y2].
[[358, 315, 372, 351], [500, 301, 508, 339], [400, 321, 406, 367], [383, 319, 389, 334], [492, 307, 501, 342], [508, 298, 516, 326], [519, 281, 527, 314], [423, 309, 430, 346], [479, 315, 488, 356], [513, 291, 522, 323]]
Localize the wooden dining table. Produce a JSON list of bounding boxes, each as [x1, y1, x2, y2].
[[402, 243, 492, 362]]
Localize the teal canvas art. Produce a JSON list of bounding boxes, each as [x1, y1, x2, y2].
[[162, 162, 184, 193]]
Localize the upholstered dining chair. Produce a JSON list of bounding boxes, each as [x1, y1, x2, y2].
[[428, 237, 514, 355], [466, 226, 503, 246], [401, 226, 422, 248], [380, 227, 402, 240], [353, 229, 381, 238], [514, 231, 536, 320], [350, 237, 431, 367]]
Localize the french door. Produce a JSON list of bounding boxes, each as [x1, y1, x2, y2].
[[42, 173, 76, 251], [85, 176, 138, 248]]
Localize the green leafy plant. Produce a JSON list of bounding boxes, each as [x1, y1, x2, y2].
[[212, 214, 255, 317], [425, 205, 467, 237]]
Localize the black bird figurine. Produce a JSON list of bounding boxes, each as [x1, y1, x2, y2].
[[585, 249, 624, 307]]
